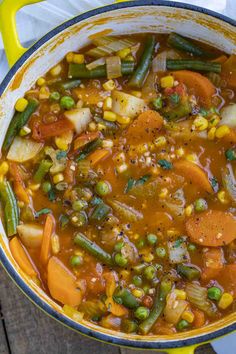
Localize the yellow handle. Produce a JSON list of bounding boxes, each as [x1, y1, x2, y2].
[[0, 0, 45, 68], [166, 345, 198, 354]]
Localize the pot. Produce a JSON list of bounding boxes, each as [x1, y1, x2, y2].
[[0, 0, 235, 352]]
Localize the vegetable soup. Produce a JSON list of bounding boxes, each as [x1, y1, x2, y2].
[[1, 32, 236, 335]]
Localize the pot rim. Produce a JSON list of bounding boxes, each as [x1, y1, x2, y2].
[[0, 0, 236, 349]]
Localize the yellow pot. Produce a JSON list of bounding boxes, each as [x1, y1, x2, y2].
[[0, 1, 235, 353]]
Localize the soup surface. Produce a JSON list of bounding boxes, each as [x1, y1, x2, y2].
[[1, 33, 236, 335]]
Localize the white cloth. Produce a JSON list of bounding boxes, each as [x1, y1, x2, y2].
[[0, 1, 235, 352]]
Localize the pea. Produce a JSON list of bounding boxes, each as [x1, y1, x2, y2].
[[132, 275, 143, 287], [134, 306, 150, 321], [114, 253, 128, 267], [144, 265, 157, 280], [70, 211, 88, 227], [194, 198, 208, 212], [50, 91, 60, 101], [95, 180, 111, 196], [136, 239, 145, 249], [207, 286, 222, 301], [114, 241, 124, 252], [60, 96, 75, 110], [176, 319, 190, 331], [147, 233, 158, 245], [121, 319, 138, 334], [156, 247, 166, 258], [188, 243, 197, 252], [72, 199, 88, 211], [42, 181, 52, 193], [70, 255, 83, 267]]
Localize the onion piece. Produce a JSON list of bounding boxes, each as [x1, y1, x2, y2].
[[106, 56, 122, 79], [86, 57, 106, 70], [186, 283, 217, 317], [220, 104, 236, 128], [88, 37, 137, 58], [164, 291, 188, 324], [168, 240, 190, 264], [152, 50, 181, 73], [222, 164, 236, 203]]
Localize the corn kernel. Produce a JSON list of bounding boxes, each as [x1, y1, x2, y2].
[[19, 126, 31, 136], [160, 75, 174, 88], [125, 55, 135, 62], [182, 310, 194, 323], [131, 91, 142, 98], [119, 270, 130, 280], [217, 190, 229, 204], [154, 136, 167, 148], [116, 163, 128, 174], [103, 97, 112, 110], [208, 127, 216, 140], [73, 54, 85, 64], [193, 116, 208, 131], [215, 125, 230, 139], [55, 130, 73, 151], [185, 204, 194, 217], [37, 77, 46, 86], [142, 253, 154, 262], [186, 154, 198, 163], [176, 147, 185, 157], [103, 111, 117, 122], [50, 64, 62, 77], [0, 162, 9, 176], [208, 114, 220, 128], [28, 183, 40, 191], [88, 122, 97, 131], [15, 98, 28, 112], [66, 52, 74, 63], [102, 139, 114, 148], [103, 80, 116, 91], [97, 123, 106, 131], [117, 47, 131, 59], [53, 173, 64, 184], [159, 188, 168, 199], [174, 289, 187, 300], [39, 86, 50, 100], [51, 234, 60, 254], [117, 116, 131, 125], [218, 293, 233, 309], [132, 288, 145, 298]]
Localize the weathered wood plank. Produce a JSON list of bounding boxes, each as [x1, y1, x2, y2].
[[0, 309, 9, 354], [0, 268, 120, 354]]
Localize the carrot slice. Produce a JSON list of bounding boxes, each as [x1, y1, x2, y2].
[[192, 309, 205, 328], [103, 272, 128, 317], [32, 119, 74, 141], [74, 131, 100, 151], [202, 248, 224, 280], [47, 256, 83, 306], [126, 110, 163, 143], [87, 149, 111, 166], [40, 213, 55, 266], [186, 210, 236, 246], [174, 160, 213, 194], [9, 237, 37, 277], [218, 264, 236, 297], [172, 70, 215, 107], [9, 162, 30, 204]]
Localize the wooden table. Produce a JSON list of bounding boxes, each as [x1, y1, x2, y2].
[[0, 268, 215, 354]]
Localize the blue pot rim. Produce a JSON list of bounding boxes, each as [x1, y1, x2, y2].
[[0, 0, 236, 349]]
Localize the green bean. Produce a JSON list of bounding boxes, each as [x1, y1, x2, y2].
[[90, 202, 111, 222], [3, 99, 39, 152], [68, 61, 135, 79], [177, 264, 201, 281], [76, 138, 102, 162], [167, 33, 212, 57], [33, 159, 53, 183], [139, 279, 172, 334], [113, 287, 139, 309], [59, 79, 81, 90], [74, 232, 113, 266], [166, 59, 221, 73], [0, 181, 19, 236], [128, 35, 155, 88]]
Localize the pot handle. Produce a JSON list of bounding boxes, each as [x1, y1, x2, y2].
[[0, 0, 45, 68], [165, 345, 198, 354]]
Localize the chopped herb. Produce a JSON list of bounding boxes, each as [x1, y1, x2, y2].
[[199, 108, 208, 117], [152, 96, 163, 110], [125, 175, 151, 193], [157, 159, 173, 170], [60, 214, 70, 229], [170, 93, 180, 105], [225, 148, 236, 161], [173, 238, 184, 248], [35, 208, 51, 217], [210, 176, 219, 192], [90, 196, 103, 206], [56, 150, 67, 160], [48, 188, 56, 201]]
